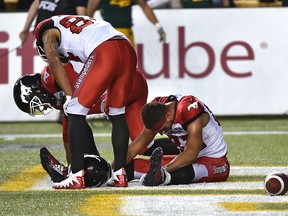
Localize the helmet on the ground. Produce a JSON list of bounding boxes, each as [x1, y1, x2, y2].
[[84, 155, 112, 187], [13, 73, 57, 116]]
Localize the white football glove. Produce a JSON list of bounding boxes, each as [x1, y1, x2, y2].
[[155, 23, 166, 43], [63, 95, 71, 116]]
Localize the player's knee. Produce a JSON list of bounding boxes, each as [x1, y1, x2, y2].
[[170, 165, 195, 185], [67, 98, 90, 115]]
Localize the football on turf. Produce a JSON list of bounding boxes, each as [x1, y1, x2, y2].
[[264, 172, 288, 196]]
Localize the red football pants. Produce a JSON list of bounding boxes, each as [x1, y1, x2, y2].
[[69, 39, 137, 115]]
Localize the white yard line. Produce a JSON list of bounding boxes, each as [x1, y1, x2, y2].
[[0, 133, 110, 141], [30, 178, 265, 191], [30, 167, 288, 191], [230, 166, 288, 175], [1, 131, 288, 141], [224, 131, 288, 135]]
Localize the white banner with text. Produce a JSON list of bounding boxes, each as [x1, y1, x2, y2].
[[0, 8, 288, 121]]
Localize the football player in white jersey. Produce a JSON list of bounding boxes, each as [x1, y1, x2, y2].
[[126, 94, 230, 186], [35, 15, 137, 189]]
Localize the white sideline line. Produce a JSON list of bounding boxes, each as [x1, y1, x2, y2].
[[230, 166, 288, 175], [224, 131, 288, 135], [31, 178, 266, 191], [0, 133, 110, 140], [1, 131, 288, 140]]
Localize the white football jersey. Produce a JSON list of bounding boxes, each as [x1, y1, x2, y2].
[[153, 95, 228, 158], [36, 15, 128, 62]]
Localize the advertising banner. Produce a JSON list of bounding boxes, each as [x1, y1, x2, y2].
[[132, 7, 288, 115], [1, 8, 288, 121]]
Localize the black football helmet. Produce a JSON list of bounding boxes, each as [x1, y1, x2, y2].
[[84, 155, 112, 187], [13, 73, 57, 116]]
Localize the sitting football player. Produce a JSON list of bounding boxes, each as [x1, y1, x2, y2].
[[13, 62, 179, 186], [126, 94, 230, 186]]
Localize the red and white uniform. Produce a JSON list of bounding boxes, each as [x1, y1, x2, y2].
[[35, 15, 128, 62], [35, 15, 136, 116], [152, 94, 229, 182], [40, 63, 147, 143]]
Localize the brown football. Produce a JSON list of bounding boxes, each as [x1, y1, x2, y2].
[[264, 172, 288, 196]]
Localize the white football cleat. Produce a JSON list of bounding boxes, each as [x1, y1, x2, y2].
[[52, 169, 85, 189]]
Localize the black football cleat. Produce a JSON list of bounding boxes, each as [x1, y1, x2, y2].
[[143, 147, 163, 186], [40, 147, 68, 182]]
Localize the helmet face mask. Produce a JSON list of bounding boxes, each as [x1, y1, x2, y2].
[[29, 95, 54, 116], [13, 73, 57, 116], [36, 45, 48, 62]]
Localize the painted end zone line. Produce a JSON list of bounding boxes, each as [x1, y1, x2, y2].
[[28, 166, 288, 191], [1, 131, 288, 140]]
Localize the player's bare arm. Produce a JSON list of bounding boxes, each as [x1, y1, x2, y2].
[[137, 0, 159, 25], [126, 128, 157, 165], [87, 0, 100, 17], [20, 0, 39, 44], [164, 113, 209, 172], [42, 29, 73, 96], [137, 0, 166, 42], [76, 6, 87, 16]]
